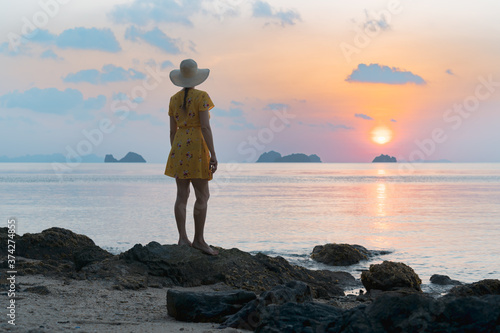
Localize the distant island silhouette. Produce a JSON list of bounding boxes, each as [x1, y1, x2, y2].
[[257, 151, 322, 163], [372, 154, 397, 163], [0, 153, 102, 163], [105, 152, 146, 163]]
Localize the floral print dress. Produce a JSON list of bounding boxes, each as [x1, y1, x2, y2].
[[165, 89, 214, 180]]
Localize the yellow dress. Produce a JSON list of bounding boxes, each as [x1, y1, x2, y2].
[[165, 89, 214, 180]]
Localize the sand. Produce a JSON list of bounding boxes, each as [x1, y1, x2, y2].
[[2, 274, 247, 333]]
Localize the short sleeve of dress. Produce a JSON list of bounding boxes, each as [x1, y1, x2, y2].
[[199, 91, 214, 112], [168, 95, 175, 116]]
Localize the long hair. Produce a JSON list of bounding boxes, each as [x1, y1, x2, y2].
[[182, 87, 190, 111]]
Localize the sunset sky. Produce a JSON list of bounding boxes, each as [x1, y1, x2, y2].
[[1, 0, 499, 163]]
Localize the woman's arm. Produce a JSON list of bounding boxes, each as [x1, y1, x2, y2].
[[169, 116, 177, 146], [199, 110, 217, 172]]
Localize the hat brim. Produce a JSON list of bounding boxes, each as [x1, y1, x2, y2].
[[169, 68, 210, 88]]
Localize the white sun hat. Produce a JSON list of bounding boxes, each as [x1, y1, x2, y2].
[[169, 59, 210, 88]]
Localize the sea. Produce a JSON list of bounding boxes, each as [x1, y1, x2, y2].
[[2, 162, 499, 293]]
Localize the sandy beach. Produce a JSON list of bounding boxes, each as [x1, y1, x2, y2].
[[3, 274, 246, 333]]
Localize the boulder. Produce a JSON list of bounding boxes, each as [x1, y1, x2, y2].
[[73, 245, 113, 271], [166, 289, 256, 323], [311, 244, 368, 266], [340, 293, 500, 333], [311, 244, 391, 266], [255, 301, 342, 333], [15, 227, 107, 263], [119, 241, 353, 298], [253, 293, 500, 333], [222, 281, 315, 330], [361, 261, 422, 292], [0, 227, 18, 257], [430, 274, 462, 286], [447, 279, 500, 297]]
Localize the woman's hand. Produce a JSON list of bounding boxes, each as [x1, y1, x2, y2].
[[210, 155, 218, 173]]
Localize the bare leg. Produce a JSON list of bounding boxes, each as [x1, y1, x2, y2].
[[191, 179, 218, 255], [175, 178, 191, 246]]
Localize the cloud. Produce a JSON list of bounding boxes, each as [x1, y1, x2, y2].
[[161, 60, 174, 69], [252, 1, 301, 26], [265, 103, 290, 110], [298, 121, 353, 131], [0, 41, 31, 56], [2, 28, 121, 56], [116, 110, 166, 126], [354, 113, 373, 120], [211, 107, 243, 117], [56, 27, 121, 52], [109, 0, 197, 26], [445, 69, 455, 76], [391, 118, 397, 122], [40, 49, 62, 60], [63, 65, 146, 84], [210, 106, 255, 130], [125, 26, 182, 54], [231, 100, 244, 106], [362, 9, 391, 31], [0, 87, 105, 114], [109, 0, 239, 26], [346, 63, 426, 85], [83, 95, 107, 110], [29, 29, 57, 44], [112, 92, 144, 104]]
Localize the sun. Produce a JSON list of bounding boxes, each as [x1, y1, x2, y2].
[[371, 126, 393, 145]]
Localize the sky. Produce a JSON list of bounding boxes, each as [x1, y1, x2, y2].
[[1, 0, 499, 163]]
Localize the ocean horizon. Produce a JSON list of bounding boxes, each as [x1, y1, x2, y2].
[[2, 162, 499, 293]]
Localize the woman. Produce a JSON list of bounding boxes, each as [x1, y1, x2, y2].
[[165, 59, 218, 256]]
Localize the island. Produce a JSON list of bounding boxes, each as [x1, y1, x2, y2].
[[372, 154, 397, 163], [105, 152, 146, 163], [256, 151, 322, 163]]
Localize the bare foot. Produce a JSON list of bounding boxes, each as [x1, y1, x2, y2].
[[192, 240, 219, 256], [178, 238, 192, 246]]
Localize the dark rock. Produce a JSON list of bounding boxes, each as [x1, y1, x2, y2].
[[255, 301, 342, 333], [166, 289, 256, 323], [311, 244, 391, 267], [11, 228, 354, 298], [361, 261, 422, 292], [372, 154, 397, 162], [256, 151, 281, 162], [0, 227, 18, 258], [73, 245, 113, 271], [253, 293, 500, 333], [222, 281, 315, 330], [430, 274, 462, 286], [311, 244, 368, 266], [16, 227, 99, 262], [341, 293, 500, 333], [119, 242, 353, 298], [104, 154, 118, 162], [24, 286, 50, 295], [447, 279, 500, 297]]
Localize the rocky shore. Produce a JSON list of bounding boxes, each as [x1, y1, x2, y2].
[[1, 227, 499, 332]]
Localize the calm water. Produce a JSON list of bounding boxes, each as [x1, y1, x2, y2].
[[1, 163, 499, 292]]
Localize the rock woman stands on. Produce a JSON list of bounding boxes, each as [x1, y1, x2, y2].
[[165, 59, 218, 256]]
